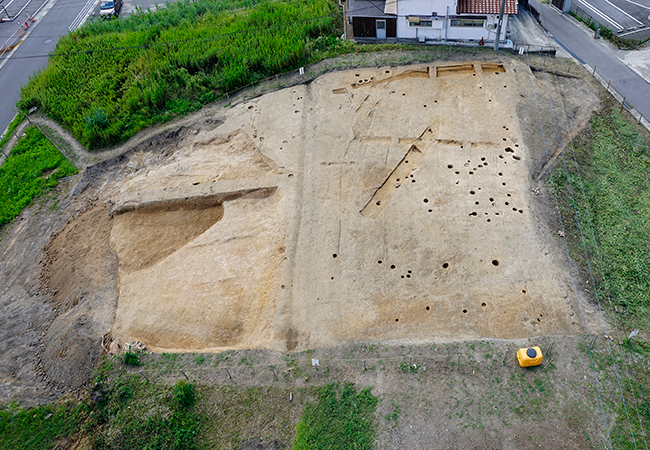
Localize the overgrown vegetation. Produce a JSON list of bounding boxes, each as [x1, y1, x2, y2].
[[173, 380, 196, 408], [91, 363, 201, 450], [0, 126, 77, 227], [551, 103, 650, 447], [294, 383, 378, 450], [0, 352, 380, 450], [19, 0, 341, 148]]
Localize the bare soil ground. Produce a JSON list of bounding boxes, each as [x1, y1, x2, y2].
[[103, 56, 602, 353], [0, 51, 611, 447]]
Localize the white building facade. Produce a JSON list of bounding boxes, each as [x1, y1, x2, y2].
[[347, 0, 517, 43]]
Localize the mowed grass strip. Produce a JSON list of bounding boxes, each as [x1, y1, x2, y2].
[[19, 0, 339, 148], [552, 105, 650, 447], [0, 127, 77, 227], [552, 105, 650, 328]]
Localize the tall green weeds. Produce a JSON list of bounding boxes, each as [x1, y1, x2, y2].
[[19, 0, 339, 148]]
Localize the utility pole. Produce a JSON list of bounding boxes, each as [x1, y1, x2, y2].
[[444, 6, 449, 41], [494, 0, 507, 51], [339, 0, 347, 40]]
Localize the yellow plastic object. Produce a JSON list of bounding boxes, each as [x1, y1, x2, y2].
[[516, 346, 543, 367]]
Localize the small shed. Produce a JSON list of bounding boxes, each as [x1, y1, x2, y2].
[[348, 0, 397, 39]]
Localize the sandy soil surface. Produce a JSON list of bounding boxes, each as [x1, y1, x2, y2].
[[108, 58, 602, 353], [0, 53, 604, 405]]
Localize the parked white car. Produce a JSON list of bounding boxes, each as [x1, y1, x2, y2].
[[100, 0, 122, 18]]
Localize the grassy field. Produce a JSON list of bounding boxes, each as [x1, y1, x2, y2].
[[0, 126, 77, 227], [0, 355, 379, 450], [551, 102, 650, 448], [0, 112, 25, 154], [0, 400, 86, 450], [551, 103, 650, 332], [19, 0, 341, 148]]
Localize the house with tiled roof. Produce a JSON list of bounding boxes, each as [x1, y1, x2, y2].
[[346, 0, 517, 43]]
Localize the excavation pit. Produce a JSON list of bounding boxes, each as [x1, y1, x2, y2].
[[38, 60, 602, 355]]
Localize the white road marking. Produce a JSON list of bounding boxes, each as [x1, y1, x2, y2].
[[0, 0, 57, 71], [619, 0, 650, 12], [68, 0, 99, 32], [619, 27, 650, 36], [577, 0, 624, 30], [604, 0, 644, 25], [11, 0, 34, 22]]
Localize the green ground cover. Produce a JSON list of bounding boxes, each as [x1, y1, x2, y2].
[[551, 103, 650, 448], [91, 377, 202, 449], [552, 104, 650, 329], [0, 111, 25, 154], [0, 127, 77, 227], [0, 355, 379, 449], [294, 383, 378, 450], [19, 0, 340, 148], [0, 401, 86, 450]]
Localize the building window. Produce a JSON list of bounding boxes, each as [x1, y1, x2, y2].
[[408, 17, 433, 27], [450, 19, 485, 27]]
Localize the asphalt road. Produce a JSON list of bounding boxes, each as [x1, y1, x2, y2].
[[534, 0, 650, 122], [573, 0, 650, 34], [0, 0, 163, 137]]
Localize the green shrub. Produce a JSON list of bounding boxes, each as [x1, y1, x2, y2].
[[173, 380, 196, 408], [123, 351, 141, 366]]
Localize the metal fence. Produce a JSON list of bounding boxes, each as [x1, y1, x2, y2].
[[512, 42, 557, 55], [570, 4, 608, 33], [589, 64, 649, 129]]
